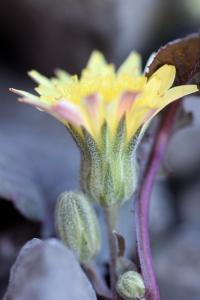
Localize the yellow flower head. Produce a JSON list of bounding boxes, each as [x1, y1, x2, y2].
[[11, 51, 198, 206], [11, 51, 198, 145]]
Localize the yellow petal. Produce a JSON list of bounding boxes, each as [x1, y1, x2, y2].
[[35, 85, 60, 100], [83, 94, 103, 119], [10, 89, 54, 113], [87, 51, 106, 68], [105, 100, 119, 134], [118, 52, 141, 76], [10, 88, 38, 100], [12, 51, 199, 147], [86, 51, 113, 75], [139, 84, 198, 139], [126, 105, 151, 139], [117, 91, 139, 119], [55, 69, 70, 83], [162, 84, 198, 106], [147, 65, 176, 92], [28, 70, 51, 86], [81, 94, 104, 136]]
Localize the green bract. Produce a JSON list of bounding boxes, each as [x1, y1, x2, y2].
[[69, 117, 142, 207]]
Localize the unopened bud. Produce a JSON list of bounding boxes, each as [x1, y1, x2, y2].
[[55, 191, 101, 262], [116, 271, 145, 300]]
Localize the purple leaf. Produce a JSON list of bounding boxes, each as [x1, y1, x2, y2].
[[3, 238, 96, 300]]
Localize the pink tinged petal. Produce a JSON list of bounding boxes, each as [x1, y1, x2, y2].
[[142, 108, 157, 124], [118, 92, 139, 117], [52, 100, 86, 127], [83, 94, 100, 119], [10, 89, 50, 111], [10, 88, 39, 101], [19, 98, 50, 112], [17, 97, 76, 125]]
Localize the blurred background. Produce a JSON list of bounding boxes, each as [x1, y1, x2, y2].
[[0, 0, 200, 299]]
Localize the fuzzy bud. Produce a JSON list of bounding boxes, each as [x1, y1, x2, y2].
[[116, 271, 145, 300], [55, 191, 101, 263]]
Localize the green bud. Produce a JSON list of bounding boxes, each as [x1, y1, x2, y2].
[[116, 271, 145, 300], [55, 191, 101, 263], [80, 118, 141, 207]]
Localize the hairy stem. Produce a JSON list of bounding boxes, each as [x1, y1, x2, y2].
[[135, 102, 180, 300], [104, 205, 118, 300]]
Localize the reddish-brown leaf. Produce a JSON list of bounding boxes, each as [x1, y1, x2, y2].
[[146, 33, 200, 85]]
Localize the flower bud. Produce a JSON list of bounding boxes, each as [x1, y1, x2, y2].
[[116, 271, 145, 300], [55, 191, 101, 263], [80, 118, 139, 206]]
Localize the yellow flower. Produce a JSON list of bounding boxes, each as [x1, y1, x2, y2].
[[11, 51, 198, 206], [10, 51, 198, 145]]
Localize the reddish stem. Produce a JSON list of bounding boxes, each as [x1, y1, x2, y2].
[[135, 102, 180, 300], [83, 262, 112, 299]]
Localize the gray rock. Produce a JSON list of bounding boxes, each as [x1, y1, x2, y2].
[[179, 180, 200, 225], [150, 181, 174, 237], [4, 238, 96, 300], [154, 224, 200, 300], [165, 96, 200, 177]]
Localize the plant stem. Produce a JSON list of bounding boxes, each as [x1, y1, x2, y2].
[[83, 261, 112, 299], [135, 102, 180, 300], [104, 205, 118, 300]]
